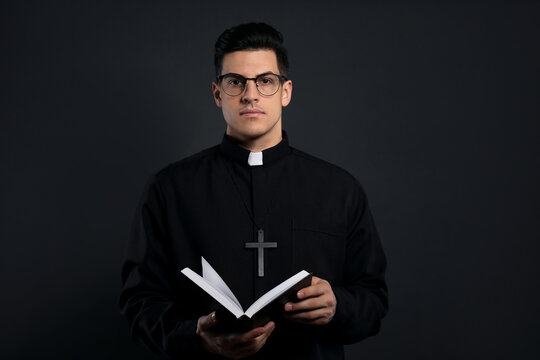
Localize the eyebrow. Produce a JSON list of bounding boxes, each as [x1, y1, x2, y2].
[[222, 71, 277, 78]]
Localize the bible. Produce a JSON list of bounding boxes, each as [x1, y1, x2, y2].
[[180, 257, 312, 332]]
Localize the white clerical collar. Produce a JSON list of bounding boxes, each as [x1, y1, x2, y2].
[[248, 151, 263, 166]]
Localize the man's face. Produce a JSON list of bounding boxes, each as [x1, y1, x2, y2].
[[212, 50, 292, 147]]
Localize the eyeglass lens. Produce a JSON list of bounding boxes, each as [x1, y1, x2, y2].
[[221, 74, 281, 96]]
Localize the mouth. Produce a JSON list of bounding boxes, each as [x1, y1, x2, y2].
[[240, 109, 265, 117]]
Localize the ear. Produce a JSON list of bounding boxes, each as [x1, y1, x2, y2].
[[212, 82, 222, 107], [281, 80, 293, 107]]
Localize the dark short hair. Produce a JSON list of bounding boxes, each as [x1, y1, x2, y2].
[[214, 22, 289, 77]]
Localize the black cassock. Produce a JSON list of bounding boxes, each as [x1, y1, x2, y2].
[[120, 132, 388, 359]]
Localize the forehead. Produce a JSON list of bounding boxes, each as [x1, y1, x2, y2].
[[221, 50, 279, 77]]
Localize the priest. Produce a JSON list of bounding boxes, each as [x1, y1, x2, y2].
[[120, 22, 388, 359]]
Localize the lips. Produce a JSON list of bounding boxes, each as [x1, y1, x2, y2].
[[240, 109, 265, 116]]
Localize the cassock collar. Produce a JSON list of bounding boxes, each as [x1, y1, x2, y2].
[[219, 131, 291, 167]]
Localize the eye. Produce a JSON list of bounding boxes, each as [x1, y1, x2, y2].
[[223, 76, 244, 87], [228, 78, 242, 86], [258, 76, 274, 85]]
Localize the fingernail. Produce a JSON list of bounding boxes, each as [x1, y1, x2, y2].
[[285, 303, 293, 311], [211, 312, 216, 321], [297, 291, 304, 298]]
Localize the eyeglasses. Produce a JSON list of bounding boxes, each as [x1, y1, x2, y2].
[[216, 72, 288, 96]]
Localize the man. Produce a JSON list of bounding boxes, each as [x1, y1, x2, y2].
[[120, 23, 387, 359]]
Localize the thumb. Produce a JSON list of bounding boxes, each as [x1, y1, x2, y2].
[[199, 311, 218, 330]]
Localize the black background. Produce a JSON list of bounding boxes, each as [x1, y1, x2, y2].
[[1, 1, 539, 359]]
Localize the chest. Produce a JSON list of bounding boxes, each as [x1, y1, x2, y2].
[[166, 161, 348, 304]]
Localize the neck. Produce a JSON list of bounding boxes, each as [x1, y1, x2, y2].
[[240, 136, 282, 152], [227, 127, 282, 152]]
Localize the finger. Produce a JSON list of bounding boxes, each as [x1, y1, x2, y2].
[[284, 308, 332, 324], [251, 322, 275, 345], [221, 321, 275, 352], [250, 325, 274, 352], [286, 289, 338, 312], [229, 322, 275, 356], [242, 321, 275, 341], [233, 334, 271, 360], [256, 321, 275, 339], [285, 297, 327, 312], [198, 311, 218, 331], [296, 282, 327, 300]]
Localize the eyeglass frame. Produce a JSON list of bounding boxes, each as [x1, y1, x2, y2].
[[216, 72, 289, 96]]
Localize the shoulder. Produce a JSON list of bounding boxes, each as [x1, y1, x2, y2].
[[153, 145, 221, 185], [289, 147, 372, 232], [290, 147, 362, 190]]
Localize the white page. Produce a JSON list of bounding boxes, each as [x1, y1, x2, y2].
[[180, 268, 244, 318], [201, 257, 243, 311], [245, 270, 310, 318]]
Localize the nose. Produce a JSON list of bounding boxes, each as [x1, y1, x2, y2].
[[241, 79, 259, 103]]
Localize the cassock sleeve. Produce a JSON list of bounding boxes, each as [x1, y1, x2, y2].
[[119, 175, 204, 358], [320, 180, 388, 344]]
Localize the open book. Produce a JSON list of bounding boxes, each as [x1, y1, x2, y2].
[[180, 257, 312, 331]]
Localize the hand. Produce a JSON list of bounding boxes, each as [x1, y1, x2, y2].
[[196, 312, 275, 359], [283, 276, 337, 325]]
